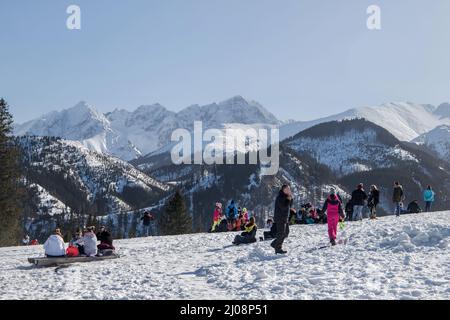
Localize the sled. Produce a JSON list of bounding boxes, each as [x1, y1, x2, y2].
[[28, 253, 119, 267]]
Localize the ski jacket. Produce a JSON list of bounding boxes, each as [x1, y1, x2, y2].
[[351, 189, 368, 206], [141, 213, 154, 226], [96, 230, 113, 246], [83, 232, 98, 257], [322, 195, 344, 218], [368, 189, 380, 207], [213, 208, 222, 222], [393, 185, 404, 202], [44, 235, 66, 257], [423, 189, 435, 202], [226, 203, 238, 220], [274, 190, 293, 223]]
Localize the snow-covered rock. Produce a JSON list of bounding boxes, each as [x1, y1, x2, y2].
[[1, 211, 448, 299]]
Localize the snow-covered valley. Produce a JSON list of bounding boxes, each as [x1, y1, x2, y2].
[[1, 211, 449, 300]]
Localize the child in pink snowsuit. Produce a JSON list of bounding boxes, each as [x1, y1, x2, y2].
[[321, 190, 345, 246], [211, 202, 223, 232]]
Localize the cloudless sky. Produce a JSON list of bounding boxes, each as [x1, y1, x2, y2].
[[1, 0, 450, 123]]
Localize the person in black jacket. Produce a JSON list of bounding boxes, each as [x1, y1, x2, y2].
[[232, 217, 258, 245], [270, 185, 293, 254], [96, 226, 115, 251], [367, 185, 380, 219], [351, 183, 368, 221], [141, 211, 155, 236]]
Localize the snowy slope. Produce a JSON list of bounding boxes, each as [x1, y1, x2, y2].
[[413, 125, 450, 163], [1, 211, 449, 300], [281, 102, 450, 142]]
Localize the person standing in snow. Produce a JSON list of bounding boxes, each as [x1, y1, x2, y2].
[[321, 188, 345, 246], [82, 226, 98, 257], [210, 202, 223, 232], [270, 185, 293, 254], [393, 181, 404, 217], [367, 185, 380, 219], [351, 183, 368, 221], [141, 211, 155, 237], [225, 200, 238, 231], [423, 185, 435, 212], [44, 228, 66, 257]]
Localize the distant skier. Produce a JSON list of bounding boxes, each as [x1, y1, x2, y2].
[[232, 217, 257, 245], [393, 181, 404, 217], [270, 185, 293, 254], [321, 188, 345, 246], [367, 185, 380, 219], [210, 202, 223, 232], [351, 183, 368, 221], [423, 185, 435, 212], [43, 228, 66, 258], [225, 200, 238, 231], [141, 211, 155, 236]]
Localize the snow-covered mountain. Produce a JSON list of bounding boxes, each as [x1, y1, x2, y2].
[[281, 102, 450, 142], [1, 211, 449, 299], [15, 96, 280, 160], [413, 125, 450, 163], [17, 136, 171, 240]]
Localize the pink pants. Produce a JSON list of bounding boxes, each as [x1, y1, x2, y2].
[[328, 214, 339, 241]]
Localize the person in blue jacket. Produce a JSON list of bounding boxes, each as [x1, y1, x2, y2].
[[225, 200, 239, 231], [423, 185, 435, 212]]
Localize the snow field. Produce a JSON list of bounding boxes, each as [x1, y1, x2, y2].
[[0, 211, 448, 300]]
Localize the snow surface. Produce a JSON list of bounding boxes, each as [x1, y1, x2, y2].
[[1, 211, 449, 300]]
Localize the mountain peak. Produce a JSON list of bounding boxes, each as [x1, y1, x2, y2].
[[434, 103, 450, 118]]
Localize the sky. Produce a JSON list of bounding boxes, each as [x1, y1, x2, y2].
[[1, 0, 450, 123]]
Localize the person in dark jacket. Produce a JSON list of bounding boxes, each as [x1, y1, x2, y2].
[[407, 200, 422, 214], [270, 185, 293, 254], [345, 200, 353, 221], [351, 183, 368, 221], [393, 182, 404, 217], [141, 211, 155, 236], [232, 217, 258, 245], [263, 220, 277, 240], [367, 185, 380, 219], [96, 226, 115, 251]]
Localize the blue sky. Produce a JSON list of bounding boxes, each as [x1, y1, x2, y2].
[[1, 0, 450, 123]]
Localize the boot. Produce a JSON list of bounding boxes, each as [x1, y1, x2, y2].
[[275, 249, 287, 254], [330, 239, 336, 246]]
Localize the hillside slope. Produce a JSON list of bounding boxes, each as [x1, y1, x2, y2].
[[1, 211, 449, 300]]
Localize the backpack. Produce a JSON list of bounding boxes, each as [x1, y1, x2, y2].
[[66, 245, 79, 257]]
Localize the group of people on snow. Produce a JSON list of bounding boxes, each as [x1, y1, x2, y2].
[[43, 226, 115, 258], [210, 200, 253, 233], [210, 181, 437, 255]]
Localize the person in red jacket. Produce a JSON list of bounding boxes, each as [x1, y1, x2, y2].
[[321, 188, 345, 246]]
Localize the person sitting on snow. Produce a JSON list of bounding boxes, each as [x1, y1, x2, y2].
[[321, 189, 345, 246], [232, 217, 258, 245], [22, 234, 30, 246], [407, 200, 422, 214], [44, 228, 66, 258], [263, 219, 277, 240], [97, 226, 115, 252], [82, 226, 98, 257], [69, 228, 85, 255]]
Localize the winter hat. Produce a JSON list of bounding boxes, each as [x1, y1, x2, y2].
[[242, 208, 247, 213], [215, 202, 222, 209]]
